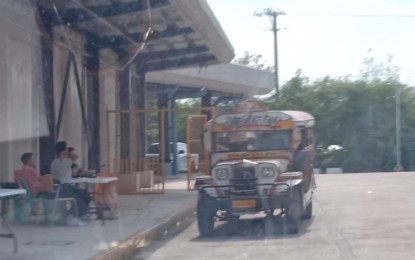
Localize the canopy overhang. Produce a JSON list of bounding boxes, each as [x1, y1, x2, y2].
[[35, 0, 234, 71], [147, 64, 274, 96]]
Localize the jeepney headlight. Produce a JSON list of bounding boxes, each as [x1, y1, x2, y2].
[[215, 168, 229, 180], [261, 167, 276, 178]]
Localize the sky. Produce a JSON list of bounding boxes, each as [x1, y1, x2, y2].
[[206, 0, 415, 85]]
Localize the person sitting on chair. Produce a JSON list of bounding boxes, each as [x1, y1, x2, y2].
[[51, 141, 90, 226], [20, 153, 49, 197]]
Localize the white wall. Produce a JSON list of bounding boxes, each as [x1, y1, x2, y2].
[[0, 1, 42, 181], [0, 2, 121, 179]]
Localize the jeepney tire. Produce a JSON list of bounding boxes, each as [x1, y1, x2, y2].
[[197, 196, 215, 237], [228, 214, 240, 223], [302, 201, 312, 220], [285, 189, 302, 234], [226, 215, 240, 235]]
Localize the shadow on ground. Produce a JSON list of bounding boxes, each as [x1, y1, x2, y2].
[[191, 216, 315, 242], [132, 215, 314, 259]]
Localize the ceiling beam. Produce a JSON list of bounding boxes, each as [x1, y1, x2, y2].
[[76, 26, 194, 49], [41, 0, 169, 25], [135, 46, 209, 62]]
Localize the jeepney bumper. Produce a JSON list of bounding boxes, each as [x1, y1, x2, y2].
[[198, 183, 297, 216]]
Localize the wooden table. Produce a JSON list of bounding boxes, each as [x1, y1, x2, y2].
[[0, 189, 26, 253], [69, 177, 117, 225]]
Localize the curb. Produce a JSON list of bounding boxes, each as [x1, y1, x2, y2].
[[89, 201, 196, 260]]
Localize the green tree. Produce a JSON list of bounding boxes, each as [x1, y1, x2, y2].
[[263, 69, 415, 173], [175, 98, 201, 142]]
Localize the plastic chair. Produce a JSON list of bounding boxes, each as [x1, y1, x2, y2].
[[18, 178, 78, 225], [18, 177, 50, 224], [49, 184, 78, 226]]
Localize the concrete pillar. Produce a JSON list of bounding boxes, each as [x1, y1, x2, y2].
[[119, 66, 147, 160], [53, 27, 87, 167], [132, 67, 147, 159], [99, 49, 119, 173]]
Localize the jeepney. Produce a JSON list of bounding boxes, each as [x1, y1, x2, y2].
[[195, 100, 316, 236]]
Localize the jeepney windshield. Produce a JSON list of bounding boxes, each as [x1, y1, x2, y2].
[[214, 130, 291, 153]]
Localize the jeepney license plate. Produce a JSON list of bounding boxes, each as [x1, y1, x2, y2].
[[231, 199, 256, 209]]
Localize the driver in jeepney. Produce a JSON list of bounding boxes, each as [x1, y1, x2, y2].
[[254, 131, 288, 150]]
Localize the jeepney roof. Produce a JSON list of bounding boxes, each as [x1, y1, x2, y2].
[[280, 110, 315, 127], [210, 110, 315, 130], [280, 110, 314, 122]]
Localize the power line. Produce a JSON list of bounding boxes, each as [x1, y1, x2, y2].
[[287, 13, 415, 18]]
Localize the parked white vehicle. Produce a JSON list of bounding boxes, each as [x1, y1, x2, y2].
[[146, 142, 189, 172]]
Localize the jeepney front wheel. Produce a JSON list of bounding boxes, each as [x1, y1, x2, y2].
[[284, 189, 303, 234], [197, 194, 215, 237]]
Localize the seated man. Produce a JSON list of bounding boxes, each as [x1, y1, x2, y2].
[[51, 141, 91, 226], [20, 153, 49, 197]]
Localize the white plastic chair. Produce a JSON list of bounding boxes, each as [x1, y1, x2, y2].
[[49, 184, 78, 226]]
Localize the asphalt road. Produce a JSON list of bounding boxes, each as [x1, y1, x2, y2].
[[133, 173, 415, 260]]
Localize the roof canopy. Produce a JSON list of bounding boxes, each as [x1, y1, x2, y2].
[[36, 0, 234, 71], [147, 64, 274, 95]]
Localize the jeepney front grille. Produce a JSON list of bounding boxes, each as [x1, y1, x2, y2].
[[230, 167, 257, 195]]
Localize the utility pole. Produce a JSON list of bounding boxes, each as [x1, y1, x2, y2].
[[395, 86, 402, 171], [254, 8, 285, 99]]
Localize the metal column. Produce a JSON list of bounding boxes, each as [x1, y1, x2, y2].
[[119, 68, 130, 159], [158, 93, 170, 163], [86, 42, 101, 171], [171, 97, 178, 175], [38, 25, 55, 174]]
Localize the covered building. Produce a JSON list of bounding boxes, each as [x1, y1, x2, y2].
[[0, 0, 273, 182]]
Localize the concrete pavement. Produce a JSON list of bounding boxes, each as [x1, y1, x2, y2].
[[134, 172, 415, 260], [0, 174, 196, 260]]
